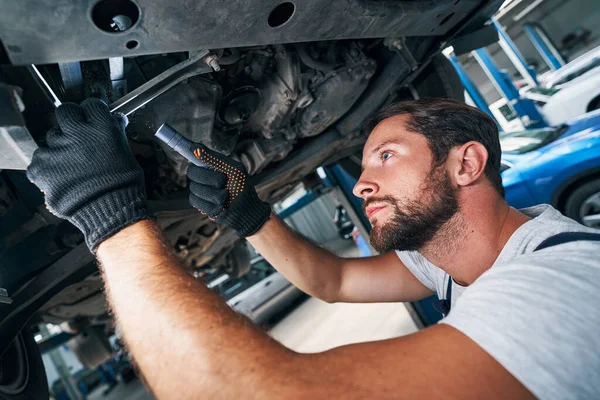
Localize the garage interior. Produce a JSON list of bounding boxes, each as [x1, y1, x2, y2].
[[461, 0, 600, 104], [1, 0, 599, 398]]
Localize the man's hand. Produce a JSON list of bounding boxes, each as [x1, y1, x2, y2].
[[27, 99, 152, 251], [187, 147, 270, 237]]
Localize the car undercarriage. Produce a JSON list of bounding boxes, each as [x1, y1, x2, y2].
[[0, 0, 504, 397]]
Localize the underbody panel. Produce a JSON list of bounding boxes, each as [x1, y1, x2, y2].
[[1, 0, 482, 65]]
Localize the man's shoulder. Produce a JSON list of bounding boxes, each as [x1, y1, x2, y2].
[[451, 236, 600, 341], [493, 227, 600, 284], [442, 244, 600, 400], [502, 204, 599, 256], [518, 204, 585, 231]]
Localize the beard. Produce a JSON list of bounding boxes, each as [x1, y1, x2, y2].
[[365, 167, 459, 253]]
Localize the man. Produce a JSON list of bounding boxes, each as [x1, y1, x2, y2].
[[28, 98, 600, 399]]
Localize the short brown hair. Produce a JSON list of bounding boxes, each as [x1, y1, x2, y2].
[[366, 98, 505, 198]]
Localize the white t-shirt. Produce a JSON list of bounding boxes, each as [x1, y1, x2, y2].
[[396, 205, 600, 400]]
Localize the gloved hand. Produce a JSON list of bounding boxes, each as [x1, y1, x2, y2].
[[27, 99, 152, 251], [186, 146, 271, 237]]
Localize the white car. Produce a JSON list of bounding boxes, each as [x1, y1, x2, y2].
[[519, 86, 558, 104], [540, 45, 600, 89], [480, 47, 600, 132], [539, 72, 600, 126], [490, 72, 600, 131]]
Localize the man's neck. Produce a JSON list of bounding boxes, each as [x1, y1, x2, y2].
[[420, 198, 531, 285]]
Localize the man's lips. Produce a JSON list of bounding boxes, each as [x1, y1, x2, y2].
[[365, 205, 386, 219]]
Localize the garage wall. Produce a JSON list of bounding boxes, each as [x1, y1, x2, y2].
[[284, 193, 340, 244], [534, 0, 600, 58], [461, 0, 600, 103]]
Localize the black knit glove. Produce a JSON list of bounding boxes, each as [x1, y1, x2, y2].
[[186, 145, 271, 237], [27, 99, 152, 251]]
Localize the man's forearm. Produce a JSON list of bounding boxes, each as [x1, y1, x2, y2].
[[247, 214, 344, 302], [97, 220, 296, 399]]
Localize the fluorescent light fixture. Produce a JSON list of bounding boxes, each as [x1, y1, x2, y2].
[[514, 0, 547, 21], [499, 0, 514, 10], [495, 0, 525, 19], [316, 167, 327, 179], [442, 46, 455, 57]]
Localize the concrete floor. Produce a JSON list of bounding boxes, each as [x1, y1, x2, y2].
[[269, 298, 419, 353], [270, 239, 420, 352]]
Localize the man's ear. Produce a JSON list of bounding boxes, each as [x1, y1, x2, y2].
[[450, 141, 488, 187]]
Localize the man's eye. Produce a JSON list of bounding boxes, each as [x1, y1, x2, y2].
[[382, 152, 393, 161]]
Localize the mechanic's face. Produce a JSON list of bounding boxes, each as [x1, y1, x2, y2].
[[353, 115, 459, 253]]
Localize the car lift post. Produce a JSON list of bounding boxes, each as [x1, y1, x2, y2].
[[446, 54, 497, 123], [472, 47, 548, 129], [492, 19, 539, 87], [523, 23, 566, 71], [324, 165, 442, 329]]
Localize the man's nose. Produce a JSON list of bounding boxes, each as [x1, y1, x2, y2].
[[352, 174, 379, 199]]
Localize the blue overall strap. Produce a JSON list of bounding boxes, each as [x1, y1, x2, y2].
[[433, 275, 453, 317], [534, 232, 600, 251]]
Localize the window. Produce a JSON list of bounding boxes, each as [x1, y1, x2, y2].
[[498, 103, 518, 122], [554, 57, 600, 86], [500, 126, 568, 154], [527, 87, 559, 96]]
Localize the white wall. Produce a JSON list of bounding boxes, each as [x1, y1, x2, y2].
[[284, 193, 340, 244]]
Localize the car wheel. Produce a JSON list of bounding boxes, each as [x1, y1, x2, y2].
[[0, 329, 49, 400], [339, 53, 464, 179], [564, 179, 600, 229], [587, 96, 600, 113]]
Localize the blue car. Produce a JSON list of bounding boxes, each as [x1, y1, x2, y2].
[[501, 110, 600, 229]]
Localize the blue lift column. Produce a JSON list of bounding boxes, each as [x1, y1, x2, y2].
[[493, 19, 539, 87], [472, 48, 547, 129], [446, 54, 496, 121], [523, 23, 566, 71]]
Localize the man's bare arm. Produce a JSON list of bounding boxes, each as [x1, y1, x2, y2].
[[247, 214, 433, 303], [97, 220, 533, 400], [97, 220, 294, 399]]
